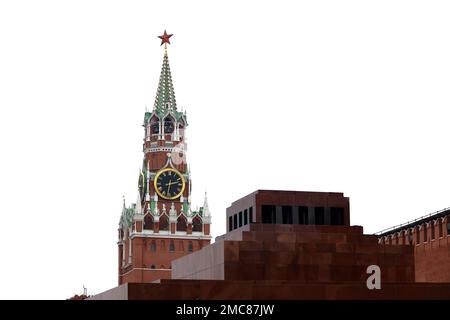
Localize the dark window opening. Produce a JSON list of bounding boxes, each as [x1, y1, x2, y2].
[[262, 205, 276, 224], [244, 209, 248, 225], [159, 215, 169, 231], [188, 242, 193, 252], [298, 206, 308, 225], [144, 214, 154, 230], [447, 222, 450, 236], [330, 207, 344, 225], [228, 216, 233, 232], [192, 216, 202, 232], [438, 221, 443, 238], [151, 265, 155, 269], [169, 241, 175, 252], [423, 225, 428, 243], [249, 207, 253, 223], [282, 206, 293, 224], [233, 214, 238, 229], [151, 122, 159, 134], [314, 207, 325, 225], [177, 215, 187, 232], [164, 118, 174, 133], [238, 211, 243, 227]]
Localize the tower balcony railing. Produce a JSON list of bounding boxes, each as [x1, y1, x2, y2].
[[143, 146, 175, 153], [146, 132, 182, 142]]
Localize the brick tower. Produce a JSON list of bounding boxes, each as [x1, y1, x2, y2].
[[118, 31, 212, 285]]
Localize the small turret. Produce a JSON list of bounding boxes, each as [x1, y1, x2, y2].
[[202, 192, 211, 224]]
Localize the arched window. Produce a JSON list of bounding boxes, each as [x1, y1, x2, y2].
[[188, 241, 193, 252], [144, 214, 154, 230], [169, 240, 175, 252], [164, 117, 174, 134], [151, 120, 159, 134], [438, 219, 443, 238], [159, 215, 169, 231], [151, 264, 155, 269], [177, 215, 187, 232], [150, 240, 156, 252], [192, 216, 202, 232]]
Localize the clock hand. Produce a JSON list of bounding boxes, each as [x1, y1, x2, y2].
[[167, 180, 172, 194]]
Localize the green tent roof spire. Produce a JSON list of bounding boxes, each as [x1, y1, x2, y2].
[[153, 50, 177, 113]]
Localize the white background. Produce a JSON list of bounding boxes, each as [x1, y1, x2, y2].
[[0, 0, 449, 299]]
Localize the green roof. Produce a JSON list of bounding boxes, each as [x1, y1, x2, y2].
[[154, 52, 177, 114], [144, 51, 188, 125]]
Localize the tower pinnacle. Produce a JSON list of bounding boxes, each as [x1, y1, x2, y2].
[[153, 31, 177, 114]]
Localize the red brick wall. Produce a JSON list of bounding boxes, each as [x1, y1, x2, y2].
[[415, 236, 450, 282], [379, 215, 450, 283], [121, 269, 171, 284], [119, 236, 210, 285]]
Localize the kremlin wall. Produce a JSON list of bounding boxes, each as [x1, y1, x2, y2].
[[89, 190, 450, 300]]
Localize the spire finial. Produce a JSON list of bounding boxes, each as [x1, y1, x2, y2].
[[158, 30, 173, 55]]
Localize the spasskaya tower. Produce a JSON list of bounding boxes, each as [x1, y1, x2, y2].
[[118, 31, 212, 284]]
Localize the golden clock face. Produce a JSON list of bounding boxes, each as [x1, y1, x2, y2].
[[154, 168, 185, 200]]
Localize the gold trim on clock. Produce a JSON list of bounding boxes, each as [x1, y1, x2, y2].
[[154, 168, 186, 200]]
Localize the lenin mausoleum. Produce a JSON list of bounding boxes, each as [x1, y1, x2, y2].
[[87, 32, 450, 300]]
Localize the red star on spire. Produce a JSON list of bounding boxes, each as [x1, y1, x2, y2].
[[158, 30, 173, 46]]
